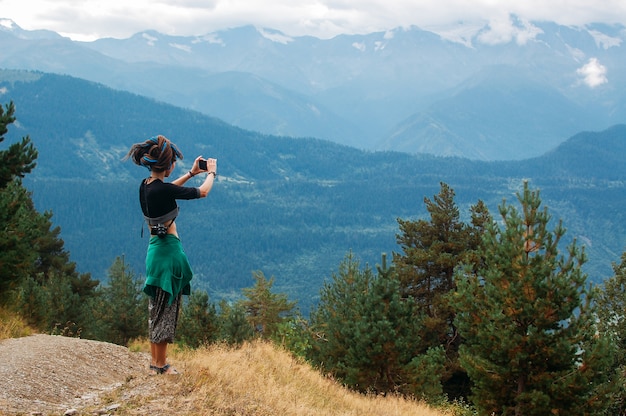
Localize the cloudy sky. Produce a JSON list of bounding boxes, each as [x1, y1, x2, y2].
[[1, 0, 625, 41]]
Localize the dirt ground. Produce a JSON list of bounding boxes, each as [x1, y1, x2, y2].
[[0, 334, 152, 415]]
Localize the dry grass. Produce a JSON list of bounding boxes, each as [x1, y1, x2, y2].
[[102, 340, 456, 416], [0, 308, 33, 340]]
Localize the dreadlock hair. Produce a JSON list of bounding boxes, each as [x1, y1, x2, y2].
[[125, 135, 183, 172]]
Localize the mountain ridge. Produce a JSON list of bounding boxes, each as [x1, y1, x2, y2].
[[1, 18, 624, 160]]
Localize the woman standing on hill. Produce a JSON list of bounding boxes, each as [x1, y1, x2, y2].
[[126, 135, 217, 375]]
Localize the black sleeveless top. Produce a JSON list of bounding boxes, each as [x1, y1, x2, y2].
[[139, 178, 200, 225]]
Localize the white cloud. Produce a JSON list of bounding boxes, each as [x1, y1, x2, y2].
[[477, 15, 543, 46], [566, 45, 586, 62], [2, 0, 626, 41], [0, 19, 16, 30], [258, 28, 293, 44], [193, 33, 224, 46], [433, 22, 484, 47], [588, 30, 622, 49], [383, 30, 394, 40], [142, 32, 159, 46], [577, 58, 608, 88], [352, 41, 366, 52], [170, 43, 191, 52]]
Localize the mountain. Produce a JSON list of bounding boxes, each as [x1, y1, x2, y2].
[[0, 18, 624, 160], [1, 70, 624, 313], [378, 67, 597, 159]]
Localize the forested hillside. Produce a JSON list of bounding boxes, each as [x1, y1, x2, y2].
[[1, 69, 625, 313], [3, 68, 626, 415]]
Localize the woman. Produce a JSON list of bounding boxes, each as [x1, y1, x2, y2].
[[126, 135, 217, 375]]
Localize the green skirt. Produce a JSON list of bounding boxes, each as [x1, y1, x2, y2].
[[144, 234, 192, 305]]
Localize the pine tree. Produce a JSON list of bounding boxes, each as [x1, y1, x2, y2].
[[594, 251, 626, 414], [0, 181, 38, 300], [178, 289, 218, 348], [272, 314, 311, 358], [308, 252, 444, 398], [308, 252, 371, 384], [17, 274, 51, 327], [16, 269, 99, 338], [350, 253, 444, 397], [0, 100, 99, 328], [393, 182, 488, 398], [240, 270, 296, 339], [97, 256, 147, 345], [0, 101, 37, 189], [453, 182, 613, 415], [45, 270, 82, 335], [218, 301, 254, 345]]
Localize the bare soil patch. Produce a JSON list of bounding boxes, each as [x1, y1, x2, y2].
[[0, 334, 150, 415]]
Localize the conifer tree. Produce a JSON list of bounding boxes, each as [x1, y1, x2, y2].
[[0, 100, 100, 336], [97, 256, 147, 345], [350, 254, 445, 397], [240, 271, 296, 339], [0, 181, 38, 299], [594, 251, 626, 414], [218, 301, 254, 345], [308, 252, 444, 398], [453, 182, 613, 415], [45, 270, 82, 335], [393, 182, 488, 398], [272, 314, 311, 358], [0, 101, 40, 298], [178, 289, 218, 348], [0, 101, 37, 189], [308, 252, 371, 383], [17, 274, 52, 326]]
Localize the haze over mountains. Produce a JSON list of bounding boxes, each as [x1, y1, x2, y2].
[[1, 17, 624, 160], [1, 69, 625, 312]]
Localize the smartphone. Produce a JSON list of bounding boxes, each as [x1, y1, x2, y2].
[[198, 159, 207, 171]]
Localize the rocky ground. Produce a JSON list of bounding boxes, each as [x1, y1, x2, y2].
[[0, 334, 152, 415]]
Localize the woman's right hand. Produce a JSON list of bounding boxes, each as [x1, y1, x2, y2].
[[205, 158, 217, 174], [198, 158, 217, 197]]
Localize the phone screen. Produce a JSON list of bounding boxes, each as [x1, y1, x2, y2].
[[199, 159, 207, 171]]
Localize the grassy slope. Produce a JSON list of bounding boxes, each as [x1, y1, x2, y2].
[[103, 340, 455, 416]]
